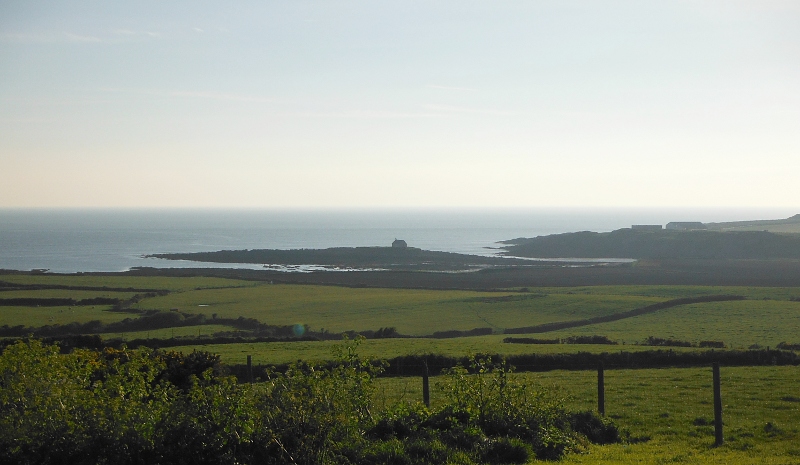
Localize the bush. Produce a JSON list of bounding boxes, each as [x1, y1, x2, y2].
[[0, 340, 173, 465], [699, 340, 725, 348], [436, 356, 585, 460], [568, 411, 621, 444], [0, 340, 621, 465], [405, 438, 450, 464], [480, 437, 531, 464], [641, 336, 693, 347], [776, 342, 800, 350], [564, 335, 617, 345], [357, 439, 411, 465], [502, 337, 560, 344], [252, 336, 384, 464]]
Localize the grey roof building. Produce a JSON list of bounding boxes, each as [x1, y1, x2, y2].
[[392, 239, 407, 248], [666, 222, 707, 231]]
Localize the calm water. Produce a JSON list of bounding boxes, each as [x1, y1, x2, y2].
[[0, 208, 795, 273]]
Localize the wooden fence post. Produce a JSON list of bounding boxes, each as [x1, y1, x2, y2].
[[247, 355, 253, 384], [422, 360, 430, 407], [713, 363, 723, 446], [598, 362, 605, 416]]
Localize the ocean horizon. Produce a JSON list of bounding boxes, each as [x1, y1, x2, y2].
[[1, 207, 797, 273]]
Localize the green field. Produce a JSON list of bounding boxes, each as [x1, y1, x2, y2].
[[543, 299, 800, 349], [375, 366, 800, 464], [2, 273, 800, 463], [0, 305, 133, 327], [3, 274, 800, 357], [132, 284, 663, 335]]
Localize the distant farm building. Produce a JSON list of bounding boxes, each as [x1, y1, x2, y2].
[[666, 222, 707, 231], [631, 224, 663, 231], [392, 239, 408, 248]]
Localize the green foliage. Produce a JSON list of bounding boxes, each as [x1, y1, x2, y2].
[[156, 373, 256, 465], [360, 356, 619, 463], [0, 340, 173, 465], [480, 438, 531, 464], [437, 356, 584, 460], [253, 336, 384, 464], [0, 339, 620, 464]]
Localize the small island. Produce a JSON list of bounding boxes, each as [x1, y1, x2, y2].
[[148, 245, 536, 272]]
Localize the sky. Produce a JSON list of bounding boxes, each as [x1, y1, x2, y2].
[[1, 1, 799, 209]]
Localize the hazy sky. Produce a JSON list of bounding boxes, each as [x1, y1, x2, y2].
[[2, 1, 799, 208]]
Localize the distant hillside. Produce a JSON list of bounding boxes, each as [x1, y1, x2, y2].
[[149, 247, 529, 271], [705, 214, 800, 233], [501, 229, 800, 260]]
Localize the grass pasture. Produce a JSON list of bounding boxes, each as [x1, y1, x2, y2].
[[0, 305, 132, 327], [132, 284, 661, 335], [2, 274, 800, 353], [374, 366, 800, 464], [538, 284, 800, 301], [542, 299, 800, 348]]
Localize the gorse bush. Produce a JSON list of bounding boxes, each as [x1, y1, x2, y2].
[[0, 339, 618, 464]]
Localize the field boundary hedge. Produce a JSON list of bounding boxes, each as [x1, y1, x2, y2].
[[230, 348, 800, 381]]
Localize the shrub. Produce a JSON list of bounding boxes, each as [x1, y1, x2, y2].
[[0, 339, 620, 465], [480, 437, 531, 464], [437, 355, 585, 460], [642, 336, 693, 347], [776, 342, 800, 350], [699, 340, 725, 348], [405, 438, 450, 464], [357, 439, 411, 465], [567, 411, 621, 444], [564, 335, 617, 345], [502, 337, 560, 344], [0, 340, 173, 465], [252, 336, 384, 464]]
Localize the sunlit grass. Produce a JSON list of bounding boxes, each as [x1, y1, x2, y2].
[[543, 299, 800, 348], [134, 284, 659, 335], [374, 366, 800, 464], [0, 305, 132, 327]]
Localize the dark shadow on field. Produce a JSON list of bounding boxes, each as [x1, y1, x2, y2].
[[115, 259, 800, 290]]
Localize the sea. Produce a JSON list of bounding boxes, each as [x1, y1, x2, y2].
[[0, 208, 796, 274]]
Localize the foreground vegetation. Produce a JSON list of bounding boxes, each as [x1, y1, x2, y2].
[[2, 338, 797, 464], [0, 338, 617, 465], [376, 366, 800, 464]]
